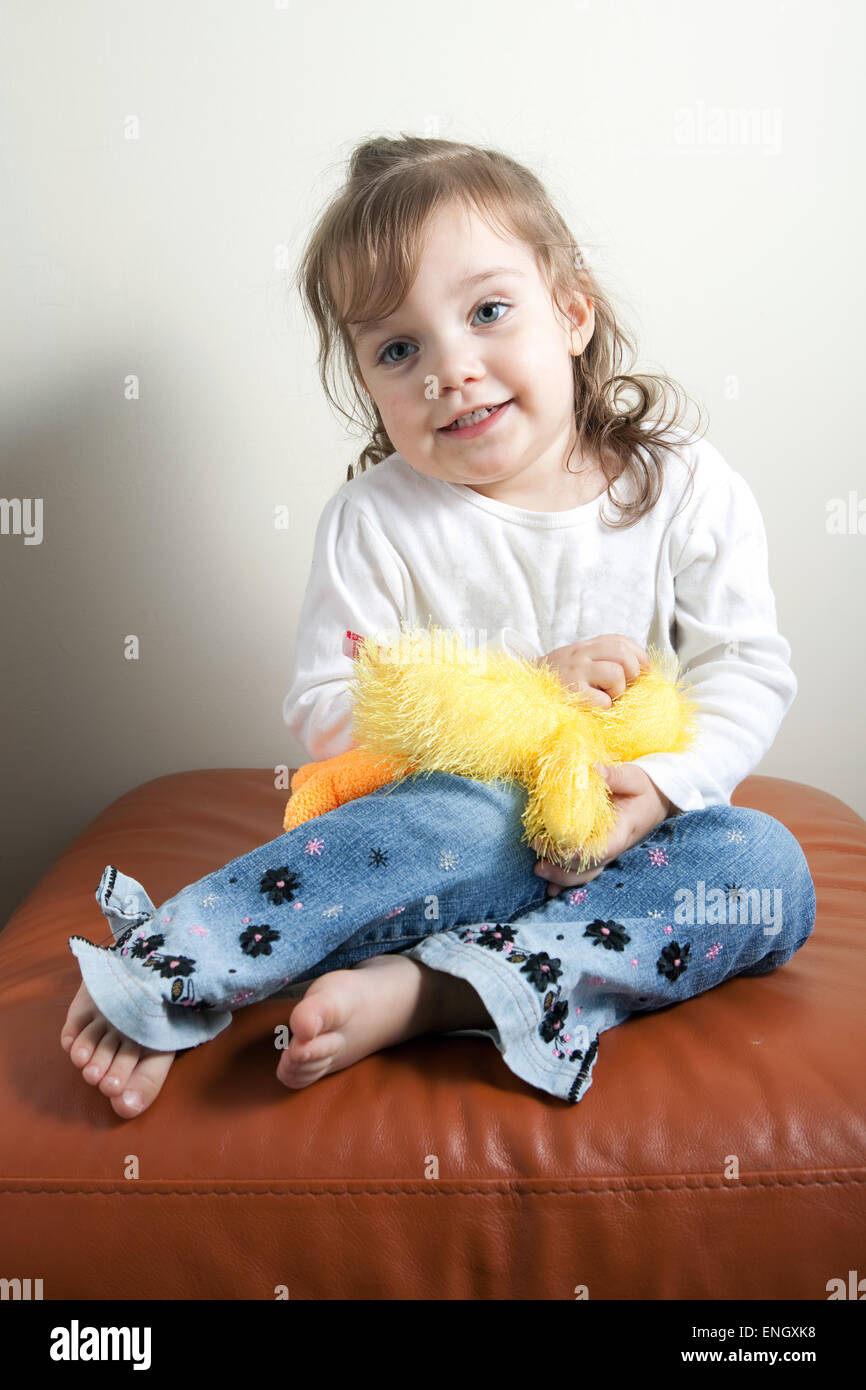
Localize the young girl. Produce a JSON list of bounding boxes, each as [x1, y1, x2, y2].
[[62, 135, 816, 1118]]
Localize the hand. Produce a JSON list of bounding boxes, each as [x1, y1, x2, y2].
[[532, 763, 673, 897], [536, 633, 650, 709]]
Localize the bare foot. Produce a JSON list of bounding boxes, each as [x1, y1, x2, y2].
[[276, 952, 492, 1090], [61, 981, 176, 1119]]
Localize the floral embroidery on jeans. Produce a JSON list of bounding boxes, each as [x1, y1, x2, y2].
[[519, 951, 563, 989], [127, 932, 165, 960], [144, 952, 197, 980], [453, 923, 586, 1067], [259, 868, 300, 905], [584, 919, 631, 950], [106, 925, 202, 1010], [239, 924, 281, 957], [657, 941, 691, 982], [467, 923, 517, 952]]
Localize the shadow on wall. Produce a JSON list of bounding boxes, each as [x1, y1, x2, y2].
[[0, 353, 247, 927]]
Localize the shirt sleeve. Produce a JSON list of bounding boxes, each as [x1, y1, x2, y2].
[[629, 460, 797, 813], [282, 492, 413, 761]]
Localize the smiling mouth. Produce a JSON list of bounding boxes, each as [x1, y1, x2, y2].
[[439, 400, 512, 432]]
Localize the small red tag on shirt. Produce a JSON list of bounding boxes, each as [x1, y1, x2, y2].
[[342, 629, 365, 659]]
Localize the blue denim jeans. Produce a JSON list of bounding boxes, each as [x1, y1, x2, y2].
[[68, 772, 816, 1104]]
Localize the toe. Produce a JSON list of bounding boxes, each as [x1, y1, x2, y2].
[[61, 982, 98, 1050], [68, 1017, 109, 1070], [295, 1031, 341, 1066], [81, 1028, 125, 1086], [276, 1049, 334, 1090], [111, 1049, 176, 1119], [98, 1039, 144, 1097]]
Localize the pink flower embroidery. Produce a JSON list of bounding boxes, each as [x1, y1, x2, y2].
[[648, 847, 669, 867], [305, 837, 325, 856]]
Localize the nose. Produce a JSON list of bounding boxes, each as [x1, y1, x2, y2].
[[427, 339, 487, 398]]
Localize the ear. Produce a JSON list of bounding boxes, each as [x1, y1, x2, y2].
[[567, 293, 595, 357]]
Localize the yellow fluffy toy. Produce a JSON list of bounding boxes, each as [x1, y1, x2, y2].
[[283, 623, 699, 873]]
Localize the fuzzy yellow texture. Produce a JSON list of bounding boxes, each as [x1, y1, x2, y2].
[[349, 621, 699, 872]]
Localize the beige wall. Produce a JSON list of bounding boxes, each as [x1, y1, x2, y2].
[[2, 0, 864, 926]]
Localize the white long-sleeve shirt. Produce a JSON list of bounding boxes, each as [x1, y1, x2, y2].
[[282, 432, 797, 814]]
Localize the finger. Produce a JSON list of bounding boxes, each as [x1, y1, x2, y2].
[[579, 684, 612, 710], [572, 864, 605, 885], [599, 762, 647, 796], [612, 635, 651, 678], [592, 636, 650, 683], [588, 660, 628, 700], [542, 862, 606, 889], [535, 858, 597, 888], [559, 680, 611, 709]]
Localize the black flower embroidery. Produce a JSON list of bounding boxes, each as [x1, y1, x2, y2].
[[657, 941, 691, 982], [583, 919, 630, 951], [454, 923, 587, 1069], [129, 932, 165, 960], [538, 997, 570, 1043], [464, 923, 518, 952], [259, 867, 300, 905], [143, 952, 196, 979], [538, 993, 585, 1063], [368, 847, 389, 868], [520, 951, 563, 992], [239, 924, 281, 957]]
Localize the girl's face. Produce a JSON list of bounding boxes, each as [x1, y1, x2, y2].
[[348, 202, 596, 505]]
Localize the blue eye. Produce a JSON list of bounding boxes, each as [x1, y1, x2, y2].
[[375, 298, 510, 366]]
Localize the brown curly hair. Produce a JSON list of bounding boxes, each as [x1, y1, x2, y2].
[[294, 134, 707, 528]]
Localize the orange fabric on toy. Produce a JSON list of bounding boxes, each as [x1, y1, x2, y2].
[[282, 747, 411, 833]]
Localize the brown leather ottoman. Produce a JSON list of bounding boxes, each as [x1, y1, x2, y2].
[[1, 770, 863, 1300]]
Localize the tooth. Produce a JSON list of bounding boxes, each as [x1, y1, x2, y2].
[[450, 405, 495, 429]]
